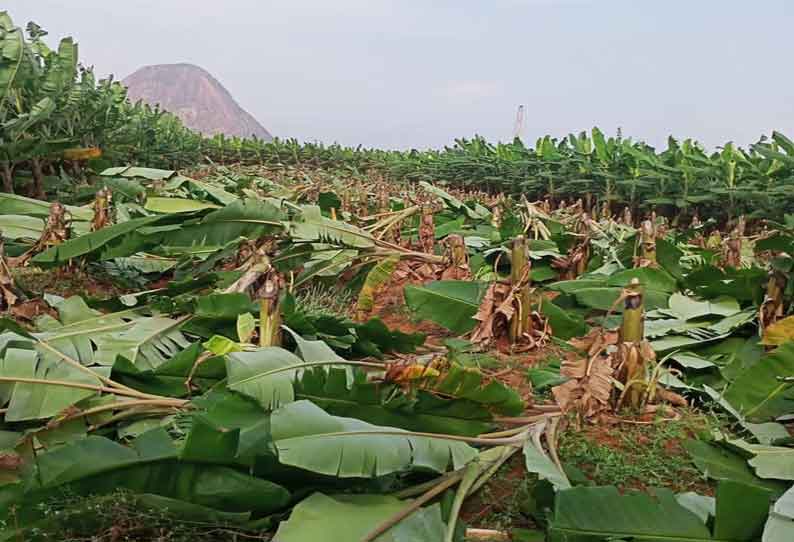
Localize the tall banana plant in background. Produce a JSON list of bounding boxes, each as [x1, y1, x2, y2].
[[0, 14, 80, 196], [0, 12, 26, 192]]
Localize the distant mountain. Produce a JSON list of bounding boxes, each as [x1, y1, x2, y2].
[[122, 63, 272, 140]]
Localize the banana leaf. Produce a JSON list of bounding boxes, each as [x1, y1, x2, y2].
[[684, 440, 788, 494], [289, 205, 374, 248], [762, 485, 794, 542], [404, 280, 489, 334], [0, 192, 93, 221], [549, 483, 770, 542], [144, 196, 220, 213], [294, 366, 495, 436], [0, 428, 290, 523], [270, 400, 477, 477], [273, 492, 445, 542], [723, 342, 794, 422]]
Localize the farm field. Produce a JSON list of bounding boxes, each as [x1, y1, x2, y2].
[[2, 10, 794, 542]]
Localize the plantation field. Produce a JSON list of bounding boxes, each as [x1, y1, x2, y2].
[[2, 10, 794, 542]]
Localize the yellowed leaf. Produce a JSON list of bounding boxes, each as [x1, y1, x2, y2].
[[762, 315, 794, 346]]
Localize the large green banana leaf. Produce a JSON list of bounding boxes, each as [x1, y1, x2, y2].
[[0, 192, 93, 221], [270, 400, 477, 477], [31, 214, 171, 265], [192, 391, 478, 477], [0, 214, 44, 239], [0, 428, 290, 524], [404, 280, 489, 334], [684, 440, 787, 494], [0, 298, 191, 420], [226, 347, 305, 410], [290, 205, 375, 248], [549, 483, 770, 542], [723, 342, 794, 422], [0, 16, 24, 102], [273, 492, 445, 542], [32, 199, 284, 265], [0, 346, 104, 421], [295, 366, 506, 436]]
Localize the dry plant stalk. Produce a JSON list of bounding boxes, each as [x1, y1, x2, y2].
[[90, 187, 113, 231], [622, 206, 633, 226], [760, 269, 787, 334], [722, 215, 745, 268], [418, 204, 436, 254], [11, 202, 71, 267], [0, 233, 20, 310], [635, 219, 657, 267], [440, 234, 471, 280]]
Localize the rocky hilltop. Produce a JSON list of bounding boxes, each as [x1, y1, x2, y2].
[[123, 63, 272, 140]]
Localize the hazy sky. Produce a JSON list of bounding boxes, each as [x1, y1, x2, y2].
[[4, 0, 794, 149]]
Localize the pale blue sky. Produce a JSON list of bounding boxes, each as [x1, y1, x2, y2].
[[4, 0, 793, 149]]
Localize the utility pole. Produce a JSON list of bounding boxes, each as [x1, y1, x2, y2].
[[513, 104, 525, 140]]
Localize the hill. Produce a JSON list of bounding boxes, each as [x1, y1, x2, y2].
[[122, 63, 272, 140]]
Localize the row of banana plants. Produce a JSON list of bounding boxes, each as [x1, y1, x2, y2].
[[5, 11, 794, 224]]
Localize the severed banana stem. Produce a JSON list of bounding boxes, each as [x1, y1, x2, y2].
[[225, 245, 284, 346], [760, 268, 788, 336], [509, 235, 532, 343], [615, 278, 656, 410], [418, 204, 436, 254], [637, 219, 657, 267]]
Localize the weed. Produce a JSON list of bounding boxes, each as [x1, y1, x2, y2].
[[558, 409, 724, 493], [293, 282, 355, 318]]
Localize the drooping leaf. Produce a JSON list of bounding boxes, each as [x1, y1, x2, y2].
[[355, 256, 399, 315], [31, 214, 169, 265], [539, 300, 587, 339], [0, 214, 44, 240], [523, 440, 571, 490], [0, 346, 103, 421], [572, 286, 669, 312], [607, 267, 678, 293]]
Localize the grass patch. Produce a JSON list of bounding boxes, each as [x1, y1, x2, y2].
[[558, 409, 723, 494], [293, 282, 355, 318]]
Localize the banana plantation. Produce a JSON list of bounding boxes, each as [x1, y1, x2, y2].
[[2, 10, 794, 542]]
